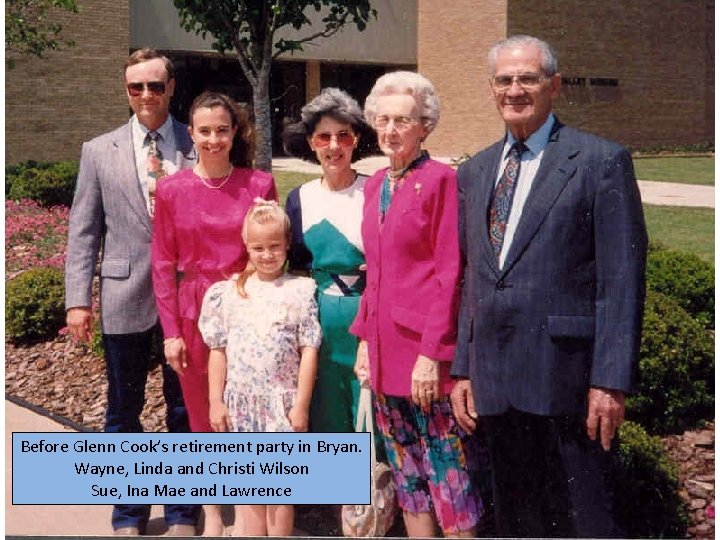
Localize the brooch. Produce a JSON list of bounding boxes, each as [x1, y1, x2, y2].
[[414, 182, 422, 195]]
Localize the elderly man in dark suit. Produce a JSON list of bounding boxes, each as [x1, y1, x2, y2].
[[450, 35, 647, 537], [65, 48, 199, 536]]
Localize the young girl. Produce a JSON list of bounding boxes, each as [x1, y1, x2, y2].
[[198, 198, 321, 536]]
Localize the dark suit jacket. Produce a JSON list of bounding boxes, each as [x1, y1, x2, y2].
[[65, 118, 196, 334], [451, 120, 647, 417]]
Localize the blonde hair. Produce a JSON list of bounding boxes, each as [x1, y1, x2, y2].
[[236, 198, 291, 298]]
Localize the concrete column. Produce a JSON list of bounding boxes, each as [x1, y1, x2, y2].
[[417, 0, 507, 158], [305, 60, 322, 101]]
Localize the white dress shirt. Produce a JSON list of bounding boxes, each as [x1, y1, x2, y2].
[[495, 114, 556, 268]]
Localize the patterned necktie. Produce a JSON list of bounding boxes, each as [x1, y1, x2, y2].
[[146, 131, 167, 216], [489, 142, 524, 259]]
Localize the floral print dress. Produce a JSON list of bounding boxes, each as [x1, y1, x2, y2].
[[198, 273, 322, 432]]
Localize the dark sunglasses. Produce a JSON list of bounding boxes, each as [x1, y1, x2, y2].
[[311, 131, 357, 148], [127, 81, 167, 97]]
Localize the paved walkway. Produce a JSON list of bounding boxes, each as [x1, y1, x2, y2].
[[274, 156, 716, 208], [5, 401, 304, 536], [6, 155, 714, 537]]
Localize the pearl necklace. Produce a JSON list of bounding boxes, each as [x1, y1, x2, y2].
[[196, 166, 233, 189]]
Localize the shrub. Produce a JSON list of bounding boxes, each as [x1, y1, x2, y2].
[[627, 291, 714, 434], [6, 267, 66, 344], [5, 160, 55, 198], [8, 160, 78, 207], [613, 421, 689, 537], [646, 248, 714, 328]]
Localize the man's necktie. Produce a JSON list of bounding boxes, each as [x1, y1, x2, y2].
[[146, 131, 167, 216], [489, 142, 524, 259]]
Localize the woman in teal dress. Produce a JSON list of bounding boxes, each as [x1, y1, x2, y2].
[[283, 88, 376, 432]]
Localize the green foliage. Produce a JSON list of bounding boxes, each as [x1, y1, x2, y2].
[[6, 0, 78, 67], [8, 160, 78, 207], [631, 140, 714, 155], [6, 267, 66, 344], [172, 0, 376, 171], [6, 160, 55, 197], [91, 320, 104, 357], [628, 291, 714, 434], [614, 421, 689, 537], [646, 248, 714, 328], [173, 0, 376, 62]]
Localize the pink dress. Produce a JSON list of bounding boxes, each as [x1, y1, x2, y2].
[[152, 167, 278, 431]]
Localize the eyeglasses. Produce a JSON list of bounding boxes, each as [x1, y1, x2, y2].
[[490, 73, 548, 90], [374, 115, 419, 132], [127, 81, 167, 97], [311, 131, 357, 148]]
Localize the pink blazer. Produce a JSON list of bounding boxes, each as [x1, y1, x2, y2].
[[350, 159, 461, 397]]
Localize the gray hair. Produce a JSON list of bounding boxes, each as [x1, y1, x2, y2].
[[282, 87, 375, 163], [487, 35, 558, 76], [364, 71, 440, 133]]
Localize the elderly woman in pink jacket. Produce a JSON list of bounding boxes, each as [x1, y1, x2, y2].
[[350, 71, 485, 538]]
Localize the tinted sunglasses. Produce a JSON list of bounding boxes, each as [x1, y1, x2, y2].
[[311, 131, 357, 148], [127, 81, 167, 97]]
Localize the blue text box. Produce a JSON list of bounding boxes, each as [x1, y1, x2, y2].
[[12, 432, 370, 504]]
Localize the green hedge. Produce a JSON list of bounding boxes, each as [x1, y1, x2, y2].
[[6, 267, 66, 344], [614, 421, 689, 537], [7, 160, 78, 207], [646, 248, 714, 328], [628, 291, 714, 434]]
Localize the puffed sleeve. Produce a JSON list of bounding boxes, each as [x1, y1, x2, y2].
[[297, 279, 322, 349], [198, 281, 229, 349]]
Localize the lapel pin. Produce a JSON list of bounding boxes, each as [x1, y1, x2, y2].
[[414, 182, 422, 195]]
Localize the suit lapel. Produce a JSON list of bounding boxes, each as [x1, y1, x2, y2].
[[112, 122, 152, 233], [476, 142, 505, 275], [500, 122, 580, 276]]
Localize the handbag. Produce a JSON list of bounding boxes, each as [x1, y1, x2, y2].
[[341, 388, 397, 537]]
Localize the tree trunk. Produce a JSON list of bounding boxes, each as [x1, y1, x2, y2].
[[252, 69, 272, 172]]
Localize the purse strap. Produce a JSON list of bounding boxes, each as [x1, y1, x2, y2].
[[354, 387, 379, 471]]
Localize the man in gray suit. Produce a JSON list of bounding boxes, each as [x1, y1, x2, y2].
[[65, 48, 199, 536], [451, 35, 647, 537]]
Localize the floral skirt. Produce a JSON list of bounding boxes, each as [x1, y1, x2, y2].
[[374, 394, 487, 533]]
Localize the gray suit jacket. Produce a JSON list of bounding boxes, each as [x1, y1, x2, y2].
[[65, 118, 196, 334], [452, 120, 647, 417]]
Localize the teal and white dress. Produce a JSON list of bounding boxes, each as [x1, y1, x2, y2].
[[286, 175, 367, 432]]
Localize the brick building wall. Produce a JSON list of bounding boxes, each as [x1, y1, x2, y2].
[[509, 0, 710, 148], [6, 0, 712, 162], [5, 0, 129, 164], [417, 0, 509, 157], [418, 0, 713, 156], [706, 0, 714, 142]]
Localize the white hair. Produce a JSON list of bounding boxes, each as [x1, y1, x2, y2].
[[364, 71, 440, 133], [487, 35, 558, 76]]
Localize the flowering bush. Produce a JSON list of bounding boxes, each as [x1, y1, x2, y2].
[[6, 199, 69, 278]]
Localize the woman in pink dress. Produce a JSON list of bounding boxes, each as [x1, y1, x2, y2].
[[151, 91, 277, 533]]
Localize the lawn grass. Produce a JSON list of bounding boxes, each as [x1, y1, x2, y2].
[[271, 173, 715, 264], [272, 170, 317, 203], [633, 156, 715, 185], [643, 204, 714, 263]]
